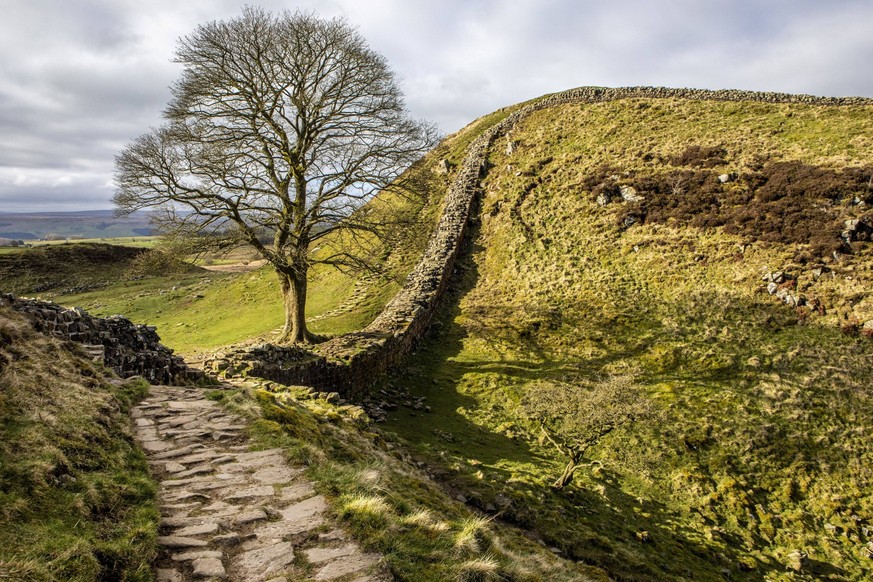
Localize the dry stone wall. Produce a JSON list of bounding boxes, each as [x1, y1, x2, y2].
[[208, 87, 873, 395], [1, 293, 195, 384]]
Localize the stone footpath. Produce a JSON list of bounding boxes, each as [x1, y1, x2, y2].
[[133, 385, 390, 582]]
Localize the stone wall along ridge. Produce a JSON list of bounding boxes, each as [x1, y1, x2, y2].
[[1, 293, 195, 384], [209, 87, 873, 393]]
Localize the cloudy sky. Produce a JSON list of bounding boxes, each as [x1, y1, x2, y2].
[[1, 0, 871, 212]]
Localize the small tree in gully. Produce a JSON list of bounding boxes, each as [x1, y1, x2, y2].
[[115, 7, 438, 343], [520, 376, 657, 490]]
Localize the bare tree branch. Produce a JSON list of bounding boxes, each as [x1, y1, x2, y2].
[[114, 7, 439, 343]]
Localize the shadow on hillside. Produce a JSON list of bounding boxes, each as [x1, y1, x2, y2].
[[371, 222, 873, 578], [392, 302, 775, 579]]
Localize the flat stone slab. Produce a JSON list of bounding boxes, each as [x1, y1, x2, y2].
[[233, 509, 268, 526], [161, 492, 211, 504], [252, 496, 328, 541], [141, 440, 173, 453], [174, 522, 220, 537], [151, 444, 201, 460], [225, 486, 275, 501], [167, 401, 215, 410], [171, 550, 224, 562], [251, 466, 299, 485], [279, 482, 316, 502], [172, 465, 215, 479], [314, 553, 380, 581], [280, 495, 328, 522], [164, 414, 198, 427], [234, 541, 294, 581], [165, 461, 186, 473], [161, 514, 208, 528], [175, 451, 222, 464], [157, 536, 209, 548], [304, 543, 360, 564], [192, 557, 226, 579]]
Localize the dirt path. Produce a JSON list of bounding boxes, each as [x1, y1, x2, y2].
[[133, 385, 390, 582]]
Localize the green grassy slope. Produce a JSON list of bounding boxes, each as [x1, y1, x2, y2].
[[379, 97, 873, 581], [0, 107, 521, 357], [0, 308, 157, 581]]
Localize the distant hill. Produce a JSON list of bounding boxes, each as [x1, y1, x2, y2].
[[0, 210, 153, 240]]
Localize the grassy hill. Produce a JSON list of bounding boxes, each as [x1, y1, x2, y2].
[[2, 91, 872, 580], [0, 211, 154, 241], [376, 96, 873, 580]]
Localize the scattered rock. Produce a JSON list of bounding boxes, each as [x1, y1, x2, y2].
[[810, 266, 828, 279], [619, 185, 643, 202], [762, 270, 793, 284]]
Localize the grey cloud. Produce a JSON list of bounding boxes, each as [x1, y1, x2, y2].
[[1, 0, 872, 213]]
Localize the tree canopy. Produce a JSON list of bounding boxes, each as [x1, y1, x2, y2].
[[115, 7, 438, 343]]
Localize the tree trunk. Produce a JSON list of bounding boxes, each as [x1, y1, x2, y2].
[[552, 458, 580, 490], [277, 268, 315, 344]]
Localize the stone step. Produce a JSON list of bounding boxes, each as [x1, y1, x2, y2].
[[133, 384, 391, 581]]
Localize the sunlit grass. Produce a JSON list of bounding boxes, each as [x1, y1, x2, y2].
[[0, 309, 157, 581], [378, 96, 873, 581]]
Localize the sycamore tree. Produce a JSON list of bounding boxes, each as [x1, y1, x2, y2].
[[520, 375, 657, 490], [115, 7, 438, 343]]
